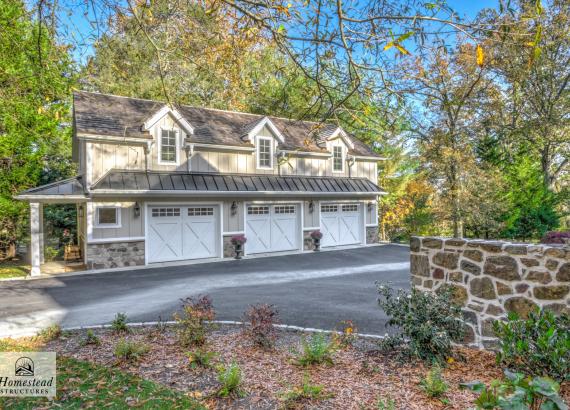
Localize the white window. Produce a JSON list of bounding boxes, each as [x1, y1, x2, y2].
[[321, 205, 338, 213], [332, 145, 344, 172], [274, 205, 295, 214], [159, 129, 178, 164], [256, 137, 273, 169], [188, 207, 214, 216], [95, 206, 121, 228], [342, 204, 358, 212], [151, 207, 180, 217], [248, 206, 270, 215]]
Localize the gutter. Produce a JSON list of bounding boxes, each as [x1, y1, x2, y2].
[[90, 190, 386, 197]]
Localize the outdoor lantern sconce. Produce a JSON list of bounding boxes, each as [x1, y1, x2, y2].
[[78, 207, 84, 217], [231, 201, 238, 215], [309, 200, 314, 213], [134, 202, 141, 218], [367, 202, 373, 211]]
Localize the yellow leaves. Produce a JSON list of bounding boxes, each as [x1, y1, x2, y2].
[[384, 31, 414, 56], [476, 45, 484, 67]]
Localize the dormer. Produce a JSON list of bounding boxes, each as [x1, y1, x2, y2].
[[241, 117, 285, 170], [142, 105, 194, 166], [323, 127, 353, 173]]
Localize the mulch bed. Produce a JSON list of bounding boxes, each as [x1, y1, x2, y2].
[[42, 325, 568, 409]]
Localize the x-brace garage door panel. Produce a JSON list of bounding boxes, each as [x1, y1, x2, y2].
[[246, 204, 299, 254], [148, 206, 219, 263], [320, 203, 362, 247]]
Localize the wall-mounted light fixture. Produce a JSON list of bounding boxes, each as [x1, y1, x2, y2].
[[134, 202, 141, 218], [308, 200, 314, 213], [367, 202, 373, 211], [231, 201, 238, 215], [78, 206, 84, 217]]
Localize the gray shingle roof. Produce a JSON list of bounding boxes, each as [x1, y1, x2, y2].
[[73, 91, 380, 157], [91, 170, 382, 194]]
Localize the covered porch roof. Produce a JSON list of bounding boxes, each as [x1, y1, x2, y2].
[[15, 176, 87, 203]]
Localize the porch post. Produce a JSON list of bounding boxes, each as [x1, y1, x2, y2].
[[30, 202, 43, 276], [39, 204, 45, 264]]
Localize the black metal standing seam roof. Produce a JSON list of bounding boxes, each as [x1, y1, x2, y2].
[[91, 171, 382, 193], [17, 177, 86, 196]]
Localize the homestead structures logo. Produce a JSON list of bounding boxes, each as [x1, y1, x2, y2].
[[15, 357, 34, 376], [0, 352, 56, 397]]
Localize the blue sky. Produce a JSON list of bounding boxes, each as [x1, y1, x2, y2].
[[58, 0, 501, 64]]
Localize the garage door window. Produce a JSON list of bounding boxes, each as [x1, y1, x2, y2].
[[248, 206, 269, 215], [275, 205, 295, 214], [321, 205, 338, 213], [188, 207, 214, 216], [342, 204, 358, 212], [152, 207, 180, 217]]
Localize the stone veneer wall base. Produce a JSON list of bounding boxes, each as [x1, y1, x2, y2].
[[410, 236, 570, 349], [86, 241, 145, 270]]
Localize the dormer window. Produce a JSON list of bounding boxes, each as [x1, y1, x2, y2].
[[159, 128, 178, 164], [257, 136, 273, 169], [333, 145, 344, 172]]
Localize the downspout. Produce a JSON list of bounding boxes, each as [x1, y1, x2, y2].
[[347, 155, 356, 177], [185, 143, 194, 172]]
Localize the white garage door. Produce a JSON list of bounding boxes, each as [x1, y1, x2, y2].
[[148, 206, 219, 263], [320, 203, 362, 247], [245, 204, 299, 254]]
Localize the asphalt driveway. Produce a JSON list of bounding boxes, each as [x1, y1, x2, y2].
[[0, 244, 410, 338]]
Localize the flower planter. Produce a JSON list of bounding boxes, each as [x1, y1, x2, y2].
[[313, 238, 320, 251], [230, 235, 247, 260], [310, 230, 323, 252], [234, 243, 243, 259]]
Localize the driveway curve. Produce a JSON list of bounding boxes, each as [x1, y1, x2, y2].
[[0, 244, 410, 338]]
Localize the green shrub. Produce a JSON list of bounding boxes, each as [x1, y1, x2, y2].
[[187, 348, 217, 369], [332, 320, 358, 348], [419, 365, 448, 399], [114, 339, 149, 362], [37, 324, 62, 341], [44, 246, 59, 262], [80, 329, 101, 346], [216, 361, 245, 398], [294, 333, 336, 366], [279, 373, 330, 406], [493, 309, 569, 382], [174, 295, 215, 347], [461, 370, 568, 410], [376, 283, 465, 363], [376, 397, 396, 410], [111, 312, 129, 333]]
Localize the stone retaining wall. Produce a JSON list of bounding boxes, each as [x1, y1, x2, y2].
[[410, 236, 570, 348], [86, 241, 145, 270], [366, 226, 379, 244]]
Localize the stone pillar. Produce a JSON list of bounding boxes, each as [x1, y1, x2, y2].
[[30, 202, 43, 276]]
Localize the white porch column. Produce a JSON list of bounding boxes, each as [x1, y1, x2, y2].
[[39, 204, 45, 264], [30, 202, 43, 276]]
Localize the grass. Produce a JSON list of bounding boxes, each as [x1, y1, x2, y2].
[[0, 259, 29, 279], [0, 356, 205, 409]]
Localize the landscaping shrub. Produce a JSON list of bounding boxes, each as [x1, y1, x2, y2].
[[187, 348, 217, 369], [419, 365, 448, 400], [461, 370, 568, 410], [294, 333, 336, 366], [332, 320, 358, 348], [37, 324, 62, 341], [376, 283, 465, 363], [111, 312, 129, 333], [541, 231, 570, 244], [174, 295, 215, 347], [80, 329, 101, 346], [216, 361, 245, 398], [114, 339, 149, 362], [493, 309, 569, 382], [242, 303, 279, 349], [376, 397, 396, 410], [279, 373, 330, 406]]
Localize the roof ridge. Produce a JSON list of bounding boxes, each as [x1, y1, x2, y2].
[[74, 90, 337, 128]]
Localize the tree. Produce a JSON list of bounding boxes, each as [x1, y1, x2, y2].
[[479, 0, 569, 190], [0, 0, 76, 253]]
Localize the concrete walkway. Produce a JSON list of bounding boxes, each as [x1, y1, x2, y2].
[[0, 245, 410, 338]]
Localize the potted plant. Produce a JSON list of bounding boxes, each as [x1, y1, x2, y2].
[[230, 235, 247, 259], [310, 230, 323, 251]]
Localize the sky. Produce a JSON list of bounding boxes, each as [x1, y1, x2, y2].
[[55, 0, 501, 65]]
